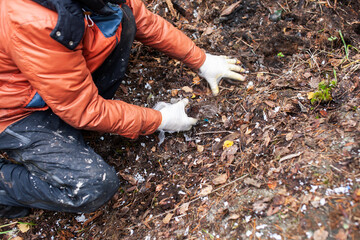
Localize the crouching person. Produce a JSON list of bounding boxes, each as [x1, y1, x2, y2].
[[0, 0, 245, 218]]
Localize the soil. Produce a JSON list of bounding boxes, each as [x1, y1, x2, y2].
[[1, 0, 360, 239]]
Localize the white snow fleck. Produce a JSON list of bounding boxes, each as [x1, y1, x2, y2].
[[301, 204, 307, 212], [246, 230, 253, 237], [269, 233, 282, 240], [75, 214, 87, 223], [297, 93, 305, 100], [256, 224, 267, 230], [134, 172, 145, 183], [245, 215, 251, 223], [145, 83, 152, 89], [263, 111, 268, 121], [310, 185, 318, 193], [74, 182, 83, 195], [326, 186, 350, 195]]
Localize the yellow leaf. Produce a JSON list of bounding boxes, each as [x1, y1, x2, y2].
[[223, 140, 234, 149], [307, 92, 315, 99], [17, 223, 30, 233]]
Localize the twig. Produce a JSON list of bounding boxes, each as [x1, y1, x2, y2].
[[330, 164, 351, 175], [196, 130, 234, 135], [165, 0, 177, 17], [0, 221, 18, 229], [279, 152, 303, 163]]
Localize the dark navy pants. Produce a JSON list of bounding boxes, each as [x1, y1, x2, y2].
[[0, 5, 136, 213]]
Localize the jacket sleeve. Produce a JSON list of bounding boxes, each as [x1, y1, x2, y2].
[[126, 0, 206, 70], [9, 19, 161, 139]]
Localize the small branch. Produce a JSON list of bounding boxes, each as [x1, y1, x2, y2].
[[196, 130, 234, 135], [165, 0, 177, 17], [279, 152, 303, 163]]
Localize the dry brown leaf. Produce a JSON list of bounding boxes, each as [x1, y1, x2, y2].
[[197, 145, 204, 153], [334, 229, 348, 240], [309, 76, 321, 88], [171, 89, 178, 96], [303, 72, 312, 78], [162, 213, 174, 224], [192, 76, 201, 85], [266, 205, 280, 216], [244, 177, 261, 188], [313, 228, 329, 240], [199, 185, 213, 197], [120, 173, 137, 185], [12, 237, 23, 240], [212, 174, 228, 185], [353, 188, 360, 202], [219, 144, 238, 163], [179, 202, 190, 215], [18, 223, 30, 233], [263, 130, 271, 147], [329, 58, 342, 67], [220, 1, 242, 17], [155, 184, 163, 192], [253, 199, 269, 213], [203, 27, 214, 35], [311, 196, 322, 208], [267, 181, 277, 190], [301, 193, 313, 205], [285, 132, 294, 141], [181, 86, 193, 93], [17, 224, 30, 233], [264, 100, 276, 108], [228, 214, 240, 220]]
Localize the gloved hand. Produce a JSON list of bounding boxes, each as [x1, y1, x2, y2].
[[154, 99, 198, 132], [198, 53, 246, 96], [76, 0, 124, 16]]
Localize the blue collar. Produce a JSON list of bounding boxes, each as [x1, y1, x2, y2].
[[31, 0, 85, 50]]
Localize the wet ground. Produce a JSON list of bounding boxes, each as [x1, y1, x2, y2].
[[1, 0, 359, 239]]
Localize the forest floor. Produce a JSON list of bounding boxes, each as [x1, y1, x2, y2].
[[1, 0, 359, 239]]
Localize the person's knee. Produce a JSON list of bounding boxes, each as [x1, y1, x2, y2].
[[68, 166, 120, 213]]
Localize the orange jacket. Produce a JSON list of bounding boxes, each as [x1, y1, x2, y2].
[[0, 0, 206, 139]]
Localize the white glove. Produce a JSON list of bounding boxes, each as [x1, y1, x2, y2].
[[154, 99, 198, 132], [198, 53, 246, 96]]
